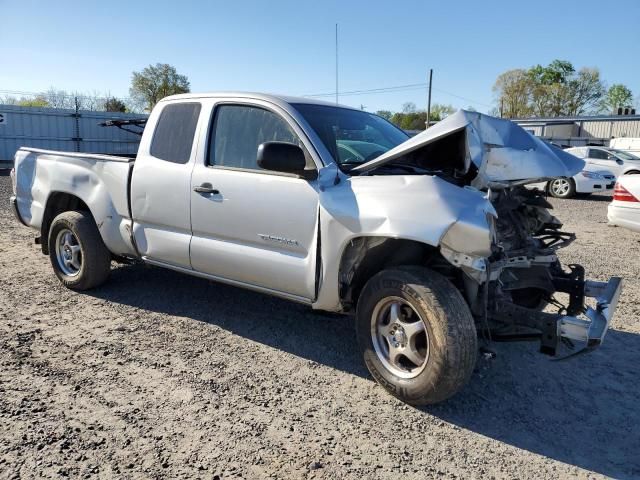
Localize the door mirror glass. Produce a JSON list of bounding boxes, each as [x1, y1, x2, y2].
[[257, 142, 308, 175]]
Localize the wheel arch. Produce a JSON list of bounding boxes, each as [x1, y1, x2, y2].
[[337, 236, 459, 311], [41, 191, 92, 255]]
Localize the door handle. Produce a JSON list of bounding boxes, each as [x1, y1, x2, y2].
[[193, 184, 220, 195]]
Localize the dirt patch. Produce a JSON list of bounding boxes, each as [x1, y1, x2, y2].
[[1, 174, 639, 479]]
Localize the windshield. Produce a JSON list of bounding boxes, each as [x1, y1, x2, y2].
[[292, 103, 409, 170], [610, 149, 640, 161]]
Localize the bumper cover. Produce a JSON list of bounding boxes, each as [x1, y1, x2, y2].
[[10, 195, 28, 227], [492, 275, 623, 358], [559, 277, 623, 350]]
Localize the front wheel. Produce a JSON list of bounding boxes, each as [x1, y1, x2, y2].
[[355, 267, 477, 405], [547, 177, 576, 198], [48, 210, 111, 290]]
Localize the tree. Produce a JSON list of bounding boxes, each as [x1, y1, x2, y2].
[[104, 97, 127, 112], [375, 110, 393, 120], [493, 60, 606, 118], [402, 102, 417, 113], [528, 60, 574, 85], [492, 69, 532, 118], [564, 67, 605, 116], [603, 84, 633, 113], [430, 103, 455, 121], [129, 63, 190, 111], [17, 96, 49, 107]]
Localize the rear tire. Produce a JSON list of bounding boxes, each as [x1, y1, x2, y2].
[[355, 267, 477, 405], [547, 178, 576, 198], [48, 210, 111, 290]]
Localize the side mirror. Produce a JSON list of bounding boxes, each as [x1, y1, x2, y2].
[[257, 142, 310, 177], [616, 159, 624, 165]]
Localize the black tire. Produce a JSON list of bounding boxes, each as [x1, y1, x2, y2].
[[355, 267, 477, 405], [48, 210, 111, 290], [547, 177, 576, 198]]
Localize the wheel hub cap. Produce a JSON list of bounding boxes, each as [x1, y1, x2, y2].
[[371, 296, 430, 379], [390, 326, 406, 347], [55, 228, 82, 277]]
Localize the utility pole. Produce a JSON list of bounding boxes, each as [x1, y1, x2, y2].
[[335, 23, 339, 105], [426, 69, 433, 128], [360, 104, 366, 111], [500, 97, 504, 118]]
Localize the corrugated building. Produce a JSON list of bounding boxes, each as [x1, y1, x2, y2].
[[514, 114, 640, 147], [0, 105, 147, 164]]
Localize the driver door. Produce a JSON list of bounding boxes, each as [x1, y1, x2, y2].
[[189, 102, 320, 301]]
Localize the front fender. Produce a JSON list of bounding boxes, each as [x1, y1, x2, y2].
[[313, 175, 495, 310]]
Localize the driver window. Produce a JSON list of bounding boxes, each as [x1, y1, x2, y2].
[[208, 105, 302, 170]]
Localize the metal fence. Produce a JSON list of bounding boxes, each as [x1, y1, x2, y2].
[[0, 105, 148, 164]]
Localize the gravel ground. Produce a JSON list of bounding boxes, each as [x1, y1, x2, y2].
[[1, 171, 639, 479]]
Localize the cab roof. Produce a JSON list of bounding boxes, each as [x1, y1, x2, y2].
[[162, 91, 357, 110]]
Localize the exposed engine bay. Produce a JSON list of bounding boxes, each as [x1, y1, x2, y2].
[[477, 186, 589, 355]]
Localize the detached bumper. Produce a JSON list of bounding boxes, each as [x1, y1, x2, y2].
[[492, 275, 623, 357], [559, 277, 623, 350], [10, 195, 28, 227]]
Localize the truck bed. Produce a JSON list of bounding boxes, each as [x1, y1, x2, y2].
[[12, 147, 137, 257]]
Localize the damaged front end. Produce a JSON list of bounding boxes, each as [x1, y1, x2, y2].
[[353, 110, 622, 358], [472, 186, 622, 357]]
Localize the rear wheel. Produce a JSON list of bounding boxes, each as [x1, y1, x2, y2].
[[355, 267, 477, 405], [48, 210, 111, 290], [547, 178, 576, 198]]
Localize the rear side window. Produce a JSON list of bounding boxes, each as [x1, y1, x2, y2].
[[150, 103, 201, 163], [588, 148, 609, 160], [208, 105, 300, 170]]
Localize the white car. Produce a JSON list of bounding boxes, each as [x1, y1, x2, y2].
[[608, 175, 640, 233], [528, 168, 616, 198], [566, 146, 640, 177]]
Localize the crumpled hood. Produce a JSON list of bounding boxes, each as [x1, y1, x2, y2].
[[352, 110, 585, 189]]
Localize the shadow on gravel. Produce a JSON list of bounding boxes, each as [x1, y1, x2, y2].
[[425, 330, 640, 479], [89, 263, 639, 479]]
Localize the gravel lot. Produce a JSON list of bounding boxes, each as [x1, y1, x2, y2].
[[1, 171, 639, 479]]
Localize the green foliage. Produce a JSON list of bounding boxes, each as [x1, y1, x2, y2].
[[104, 97, 127, 112], [391, 110, 427, 130], [386, 103, 455, 130], [528, 60, 574, 85], [493, 60, 607, 118], [375, 110, 393, 121], [430, 104, 455, 121], [129, 63, 190, 112], [17, 96, 49, 107], [603, 84, 633, 112]]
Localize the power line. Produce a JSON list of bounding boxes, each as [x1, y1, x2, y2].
[[303, 82, 427, 98], [302, 82, 493, 108]]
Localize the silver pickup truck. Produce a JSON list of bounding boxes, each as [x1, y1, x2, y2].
[[10, 92, 622, 404]]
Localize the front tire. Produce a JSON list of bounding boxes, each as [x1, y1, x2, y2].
[[355, 267, 477, 405], [48, 210, 111, 290], [547, 177, 576, 198]]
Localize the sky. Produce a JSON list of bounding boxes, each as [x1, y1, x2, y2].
[[1, 0, 639, 114]]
